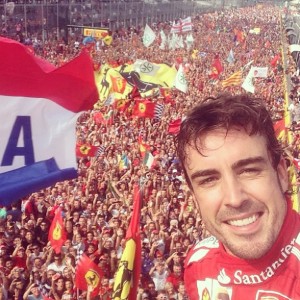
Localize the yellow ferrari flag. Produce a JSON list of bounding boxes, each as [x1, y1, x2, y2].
[[112, 185, 142, 300]]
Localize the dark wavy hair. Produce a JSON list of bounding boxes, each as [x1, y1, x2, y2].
[[175, 93, 283, 189]]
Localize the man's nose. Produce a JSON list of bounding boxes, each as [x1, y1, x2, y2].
[[222, 175, 246, 207]]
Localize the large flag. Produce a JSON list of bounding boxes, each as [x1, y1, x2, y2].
[[117, 62, 176, 97], [48, 207, 67, 254], [133, 60, 160, 77], [175, 64, 188, 93], [75, 253, 103, 297], [94, 64, 133, 105], [112, 184, 142, 300], [221, 70, 243, 88], [0, 37, 98, 206], [143, 24, 156, 47]]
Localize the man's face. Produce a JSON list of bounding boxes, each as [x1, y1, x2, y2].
[[184, 128, 288, 259]]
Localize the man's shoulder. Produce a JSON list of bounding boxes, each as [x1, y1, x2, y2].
[[185, 235, 221, 267]]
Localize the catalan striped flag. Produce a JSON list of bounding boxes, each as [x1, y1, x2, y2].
[[221, 70, 243, 88]]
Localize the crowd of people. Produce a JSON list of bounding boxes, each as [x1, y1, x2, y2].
[[0, 3, 299, 300]]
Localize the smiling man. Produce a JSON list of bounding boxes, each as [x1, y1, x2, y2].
[[176, 94, 300, 299]]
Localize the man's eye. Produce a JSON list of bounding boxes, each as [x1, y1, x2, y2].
[[198, 177, 217, 186], [240, 168, 260, 175]]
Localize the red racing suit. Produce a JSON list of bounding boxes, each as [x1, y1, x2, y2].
[[184, 206, 300, 300]]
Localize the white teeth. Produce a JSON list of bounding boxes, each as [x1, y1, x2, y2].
[[228, 215, 258, 227]]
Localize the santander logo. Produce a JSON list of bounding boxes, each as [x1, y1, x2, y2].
[[217, 268, 231, 284]]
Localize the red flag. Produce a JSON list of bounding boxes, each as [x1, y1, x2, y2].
[[209, 55, 223, 79], [75, 253, 103, 297], [114, 99, 131, 112], [76, 144, 99, 157], [48, 207, 66, 254], [270, 54, 280, 68], [112, 184, 142, 300], [160, 87, 174, 104], [168, 118, 182, 135], [93, 110, 113, 125], [273, 119, 286, 140], [236, 30, 245, 43], [132, 100, 156, 118], [138, 135, 150, 158]]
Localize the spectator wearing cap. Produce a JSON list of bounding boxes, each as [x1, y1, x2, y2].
[[50, 274, 65, 300]]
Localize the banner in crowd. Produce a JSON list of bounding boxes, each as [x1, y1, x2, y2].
[[289, 44, 300, 53], [0, 37, 98, 205], [48, 206, 67, 254], [112, 184, 142, 300], [221, 70, 243, 88], [94, 61, 177, 105], [75, 253, 103, 297], [143, 24, 156, 47], [171, 16, 193, 33]]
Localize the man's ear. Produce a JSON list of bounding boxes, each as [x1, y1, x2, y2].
[[277, 157, 289, 193]]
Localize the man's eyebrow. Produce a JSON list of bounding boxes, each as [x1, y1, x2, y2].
[[190, 156, 267, 181], [232, 156, 266, 170], [190, 169, 219, 181]]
